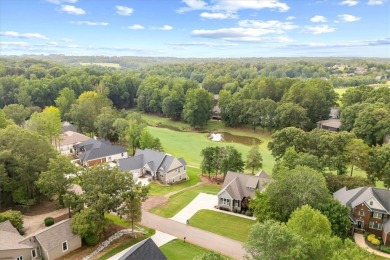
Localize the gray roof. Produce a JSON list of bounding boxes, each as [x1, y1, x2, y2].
[[118, 238, 166, 260], [218, 171, 272, 200], [79, 143, 127, 161], [117, 155, 144, 171], [74, 138, 102, 152], [0, 220, 19, 234], [62, 121, 77, 133], [333, 186, 390, 213], [0, 220, 32, 250], [178, 158, 187, 166], [32, 219, 79, 251], [135, 149, 166, 173], [317, 119, 342, 128]]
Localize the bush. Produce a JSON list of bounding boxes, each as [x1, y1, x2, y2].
[[367, 234, 376, 242], [44, 217, 54, 227], [379, 246, 390, 254], [245, 210, 253, 217], [84, 234, 100, 246], [364, 231, 370, 238], [0, 210, 24, 233], [371, 238, 381, 246]]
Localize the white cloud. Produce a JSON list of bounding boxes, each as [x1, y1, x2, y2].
[[178, 0, 289, 13], [116, 5, 133, 16], [200, 12, 238, 19], [0, 41, 30, 47], [128, 24, 144, 30], [338, 14, 361, 22], [61, 38, 73, 42], [238, 19, 298, 32], [310, 15, 327, 22], [339, 0, 359, 6], [45, 0, 77, 4], [302, 25, 335, 34], [286, 16, 296, 20], [159, 25, 173, 30], [287, 38, 390, 49], [168, 42, 238, 47], [70, 21, 109, 26], [60, 5, 86, 15], [368, 0, 384, 4], [0, 31, 48, 40]]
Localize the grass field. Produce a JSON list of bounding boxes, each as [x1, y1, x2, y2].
[[160, 239, 218, 260], [149, 166, 202, 196], [189, 209, 255, 242], [147, 125, 275, 174], [150, 184, 221, 218]]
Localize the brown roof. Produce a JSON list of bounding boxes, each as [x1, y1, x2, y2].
[[58, 131, 90, 146], [218, 171, 272, 200], [33, 219, 79, 251], [317, 119, 342, 129]]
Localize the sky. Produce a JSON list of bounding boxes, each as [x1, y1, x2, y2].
[[0, 0, 389, 58]]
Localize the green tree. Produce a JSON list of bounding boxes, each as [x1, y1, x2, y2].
[[366, 144, 390, 187], [244, 220, 308, 260], [126, 116, 146, 155], [201, 147, 215, 179], [71, 208, 105, 241], [95, 106, 117, 140], [324, 173, 373, 193], [113, 118, 129, 146], [36, 155, 76, 207], [273, 147, 323, 174], [139, 128, 155, 150], [275, 102, 310, 130], [183, 88, 213, 128], [55, 87, 76, 121], [193, 251, 227, 260], [267, 127, 307, 159], [28, 106, 62, 146], [0, 210, 24, 233], [318, 198, 351, 239], [246, 142, 263, 174], [0, 109, 13, 129], [118, 182, 149, 233], [220, 146, 245, 179], [2, 104, 29, 126], [345, 139, 370, 176], [249, 191, 275, 222]]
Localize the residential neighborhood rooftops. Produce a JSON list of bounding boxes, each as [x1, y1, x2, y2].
[[118, 238, 166, 260], [79, 143, 127, 162], [0, 220, 31, 251], [317, 118, 342, 130], [58, 131, 90, 146], [62, 121, 77, 133]]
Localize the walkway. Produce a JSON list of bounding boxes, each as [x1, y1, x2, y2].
[[170, 193, 255, 224], [354, 233, 390, 258], [141, 211, 245, 259]]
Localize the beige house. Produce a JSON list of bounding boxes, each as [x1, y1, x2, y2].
[[317, 118, 342, 132], [0, 219, 81, 260], [56, 131, 90, 155], [117, 149, 188, 184], [217, 170, 271, 212]]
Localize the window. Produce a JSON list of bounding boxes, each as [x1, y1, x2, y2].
[[32, 249, 37, 258], [17, 256, 23, 260], [358, 209, 365, 216], [369, 222, 382, 230], [373, 212, 382, 219], [121, 153, 124, 157], [370, 201, 373, 206], [62, 241, 68, 252]]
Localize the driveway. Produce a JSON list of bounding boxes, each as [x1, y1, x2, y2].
[[170, 193, 255, 224], [141, 211, 246, 259]]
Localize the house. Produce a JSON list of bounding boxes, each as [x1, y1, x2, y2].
[[115, 238, 166, 260], [217, 170, 271, 212], [116, 149, 188, 184], [61, 121, 77, 133], [73, 139, 128, 167], [0, 219, 81, 260], [333, 186, 390, 245], [56, 131, 90, 155], [317, 118, 342, 132]]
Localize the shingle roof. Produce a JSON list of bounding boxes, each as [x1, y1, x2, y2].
[[118, 238, 166, 260], [218, 171, 272, 199], [0, 220, 19, 234], [58, 131, 90, 146], [333, 186, 390, 213], [0, 220, 32, 250], [117, 155, 144, 171], [33, 219, 79, 251], [135, 149, 166, 173], [62, 121, 77, 133], [178, 158, 187, 166], [317, 119, 342, 128], [80, 143, 127, 161]]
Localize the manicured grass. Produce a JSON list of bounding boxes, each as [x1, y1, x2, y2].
[[149, 166, 202, 196], [148, 125, 275, 174], [189, 209, 255, 242], [160, 239, 215, 260], [104, 213, 131, 228], [150, 184, 221, 218]]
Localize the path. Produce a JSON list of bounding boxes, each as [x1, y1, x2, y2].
[[23, 208, 68, 235], [354, 233, 390, 258], [170, 193, 255, 224], [141, 211, 245, 259]]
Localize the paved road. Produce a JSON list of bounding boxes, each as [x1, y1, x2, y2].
[[141, 211, 246, 259]]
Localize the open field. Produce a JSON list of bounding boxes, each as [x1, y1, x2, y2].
[[189, 209, 255, 242], [80, 62, 121, 68], [160, 239, 222, 260], [150, 184, 221, 218], [149, 166, 202, 196]]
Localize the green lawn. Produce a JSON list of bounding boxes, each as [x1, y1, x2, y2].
[[150, 184, 221, 218], [149, 166, 202, 196], [148, 125, 275, 174], [189, 209, 255, 242], [160, 239, 217, 260]]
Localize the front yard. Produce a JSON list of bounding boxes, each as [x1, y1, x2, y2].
[[150, 184, 220, 218], [189, 209, 255, 242]]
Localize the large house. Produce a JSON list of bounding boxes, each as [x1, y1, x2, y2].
[[73, 138, 128, 167], [0, 219, 81, 260], [56, 131, 90, 155], [317, 118, 342, 132], [333, 186, 390, 245], [114, 238, 166, 260], [217, 170, 271, 212], [116, 149, 188, 184]]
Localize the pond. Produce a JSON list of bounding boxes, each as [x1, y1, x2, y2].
[[210, 132, 262, 146]]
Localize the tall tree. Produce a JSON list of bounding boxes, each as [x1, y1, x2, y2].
[[183, 88, 213, 128], [246, 142, 263, 174], [275, 102, 310, 130], [95, 106, 117, 140], [318, 198, 351, 239], [55, 87, 76, 121], [366, 144, 390, 188], [28, 106, 62, 146], [2, 104, 29, 126]]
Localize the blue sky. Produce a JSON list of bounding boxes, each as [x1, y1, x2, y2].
[[1, 0, 389, 57]]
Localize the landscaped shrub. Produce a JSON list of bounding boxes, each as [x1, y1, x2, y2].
[[44, 217, 54, 227], [371, 238, 381, 246], [364, 231, 370, 238], [367, 234, 376, 242], [0, 210, 24, 233], [84, 234, 100, 246], [245, 210, 253, 217], [379, 246, 390, 254]]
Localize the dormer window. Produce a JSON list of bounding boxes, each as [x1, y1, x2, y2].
[[370, 201, 373, 206]]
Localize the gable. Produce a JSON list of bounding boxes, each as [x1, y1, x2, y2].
[[166, 158, 183, 172], [218, 190, 233, 200], [365, 197, 387, 212]]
